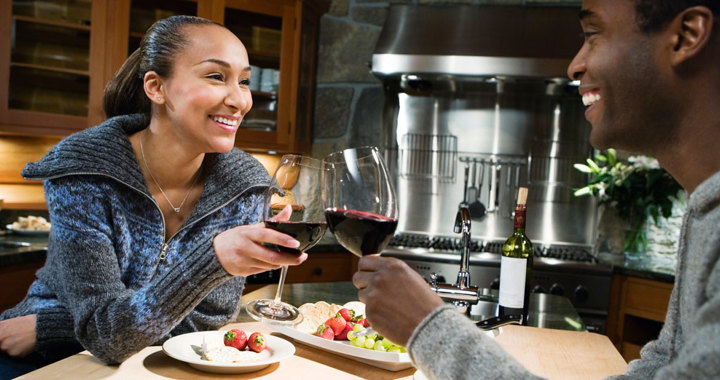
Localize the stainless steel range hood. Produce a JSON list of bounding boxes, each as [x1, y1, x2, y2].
[[372, 5, 583, 79]]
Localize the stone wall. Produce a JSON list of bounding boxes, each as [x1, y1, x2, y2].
[[311, 0, 583, 158]]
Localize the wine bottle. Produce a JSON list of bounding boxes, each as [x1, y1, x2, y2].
[[498, 187, 534, 325]]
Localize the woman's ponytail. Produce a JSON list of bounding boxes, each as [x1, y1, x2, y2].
[[103, 48, 149, 118]]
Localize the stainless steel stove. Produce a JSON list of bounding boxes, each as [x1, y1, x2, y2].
[[371, 5, 611, 332], [383, 233, 612, 333]]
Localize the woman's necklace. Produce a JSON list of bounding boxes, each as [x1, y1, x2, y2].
[[139, 131, 200, 213]]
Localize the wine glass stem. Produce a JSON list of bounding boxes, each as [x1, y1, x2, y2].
[[273, 265, 289, 304]]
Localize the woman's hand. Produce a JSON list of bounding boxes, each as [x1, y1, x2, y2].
[[213, 205, 308, 276], [0, 314, 37, 357]]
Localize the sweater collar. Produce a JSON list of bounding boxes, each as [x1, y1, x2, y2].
[[22, 114, 270, 213], [688, 169, 720, 214]]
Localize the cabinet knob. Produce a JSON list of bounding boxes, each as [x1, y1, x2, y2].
[[313, 267, 323, 276]]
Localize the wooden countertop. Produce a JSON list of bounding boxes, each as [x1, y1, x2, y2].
[[17, 321, 626, 379], [18, 298, 627, 380]]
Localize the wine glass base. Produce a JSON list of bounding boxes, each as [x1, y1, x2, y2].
[[245, 299, 303, 326]]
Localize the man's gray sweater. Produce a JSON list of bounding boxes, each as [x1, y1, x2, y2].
[[407, 170, 720, 379]]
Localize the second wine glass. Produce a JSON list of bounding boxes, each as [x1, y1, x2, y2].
[[323, 146, 398, 258], [246, 155, 326, 325]]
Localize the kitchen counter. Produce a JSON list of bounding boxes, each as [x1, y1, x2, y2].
[[17, 283, 628, 380], [238, 282, 586, 332], [597, 252, 675, 283], [0, 232, 48, 266]]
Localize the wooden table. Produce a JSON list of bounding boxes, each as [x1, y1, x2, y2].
[[17, 283, 627, 379]]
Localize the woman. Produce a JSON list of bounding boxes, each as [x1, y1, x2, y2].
[[0, 15, 304, 376]]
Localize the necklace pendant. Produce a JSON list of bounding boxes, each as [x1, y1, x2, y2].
[[173, 207, 181, 213]]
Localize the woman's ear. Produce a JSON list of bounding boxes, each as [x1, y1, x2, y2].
[[143, 71, 165, 105], [669, 6, 714, 67]]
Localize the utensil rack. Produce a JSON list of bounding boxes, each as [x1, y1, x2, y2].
[[459, 155, 530, 215]]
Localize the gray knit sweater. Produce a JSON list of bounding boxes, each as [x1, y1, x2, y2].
[[0, 114, 270, 364], [408, 170, 720, 379]]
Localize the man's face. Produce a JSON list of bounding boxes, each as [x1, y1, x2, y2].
[[567, 0, 674, 152]]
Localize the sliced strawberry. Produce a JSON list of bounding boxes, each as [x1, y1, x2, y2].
[[326, 316, 347, 336], [313, 324, 335, 340], [335, 322, 354, 340], [357, 318, 370, 328], [338, 308, 355, 322]]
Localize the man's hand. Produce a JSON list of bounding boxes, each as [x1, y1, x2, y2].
[[0, 314, 37, 357], [352, 256, 445, 346]]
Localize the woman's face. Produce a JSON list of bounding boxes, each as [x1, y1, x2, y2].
[[153, 24, 253, 154]]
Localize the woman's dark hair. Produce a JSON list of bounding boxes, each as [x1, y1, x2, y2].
[[103, 15, 221, 118], [635, 0, 720, 32]]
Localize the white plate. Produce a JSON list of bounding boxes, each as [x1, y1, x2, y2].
[[6, 225, 50, 236], [273, 325, 413, 371], [162, 331, 295, 374]]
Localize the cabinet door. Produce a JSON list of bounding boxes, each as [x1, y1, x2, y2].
[[223, 0, 296, 154], [0, 0, 94, 135]]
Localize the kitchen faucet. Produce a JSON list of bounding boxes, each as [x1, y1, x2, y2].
[[428, 206, 480, 315]]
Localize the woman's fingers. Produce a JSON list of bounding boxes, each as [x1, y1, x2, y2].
[[267, 204, 293, 222]]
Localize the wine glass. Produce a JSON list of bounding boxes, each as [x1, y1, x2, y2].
[[246, 155, 327, 325], [323, 146, 398, 258]]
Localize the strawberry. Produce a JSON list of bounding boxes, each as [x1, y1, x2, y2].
[[335, 322, 354, 340], [357, 318, 370, 328], [223, 329, 247, 350], [326, 315, 347, 336], [313, 324, 335, 340], [247, 332, 267, 352], [338, 308, 355, 322]]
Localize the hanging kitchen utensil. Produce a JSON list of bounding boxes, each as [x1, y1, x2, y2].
[[469, 160, 486, 218], [467, 161, 478, 204], [460, 164, 469, 208]]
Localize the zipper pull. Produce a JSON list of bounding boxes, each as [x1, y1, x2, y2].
[[160, 243, 168, 261]]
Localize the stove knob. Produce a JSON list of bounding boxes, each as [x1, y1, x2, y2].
[[574, 285, 589, 303], [531, 285, 546, 294], [490, 278, 500, 290], [550, 283, 564, 296]]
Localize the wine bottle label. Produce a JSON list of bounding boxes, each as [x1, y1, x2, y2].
[[498, 256, 527, 308]]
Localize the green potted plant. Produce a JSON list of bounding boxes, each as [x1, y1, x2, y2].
[[573, 149, 683, 258]]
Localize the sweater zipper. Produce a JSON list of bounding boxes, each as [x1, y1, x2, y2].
[[33, 171, 266, 268]]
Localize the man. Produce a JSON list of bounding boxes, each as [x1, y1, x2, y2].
[[352, 0, 720, 378]]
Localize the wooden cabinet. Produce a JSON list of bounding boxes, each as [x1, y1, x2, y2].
[[606, 274, 673, 362], [0, 0, 326, 154], [0, 258, 45, 314]]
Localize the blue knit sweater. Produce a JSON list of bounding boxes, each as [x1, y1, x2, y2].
[[0, 114, 270, 364]]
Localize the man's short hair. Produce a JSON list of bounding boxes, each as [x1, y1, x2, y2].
[[635, 0, 720, 32]]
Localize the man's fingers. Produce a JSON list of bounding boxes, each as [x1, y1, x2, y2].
[[356, 255, 385, 271], [352, 270, 371, 290]]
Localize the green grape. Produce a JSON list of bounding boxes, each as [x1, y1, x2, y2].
[[353, 336, 366, 347], [382, 338, 394, 348], [364, 338, 375, 349], [373, 340, 386, 351], [352, 324, 364, 333], [346, 331, 356, 341], [388, 347, 401, 353]]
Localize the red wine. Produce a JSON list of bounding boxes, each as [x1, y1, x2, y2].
[[324, 208, 398, 257], [264, 221, 327, 255]]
